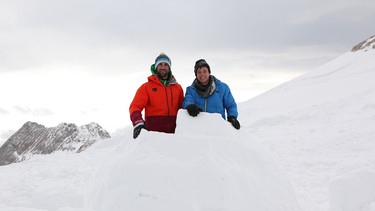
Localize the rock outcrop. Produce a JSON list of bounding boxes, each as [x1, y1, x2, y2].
[[351, 35, 375, 52], [0, 121, 110, 166]]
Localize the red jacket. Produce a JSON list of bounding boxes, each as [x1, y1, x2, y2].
[[129, 75, 184, 133]]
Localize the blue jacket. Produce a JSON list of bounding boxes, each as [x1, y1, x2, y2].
[[182, 77, 238, 119]]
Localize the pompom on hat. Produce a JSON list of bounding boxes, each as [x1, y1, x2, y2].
[[194, 59, 211, 76]]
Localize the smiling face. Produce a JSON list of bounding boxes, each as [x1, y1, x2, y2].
[[196, 66, 210, 85], [156, 62, 170, 80]]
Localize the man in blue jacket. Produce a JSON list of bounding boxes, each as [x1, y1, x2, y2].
[[182, 59, 241, 130]]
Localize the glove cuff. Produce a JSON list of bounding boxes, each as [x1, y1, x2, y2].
[[131, 110, 144, 126], [133, 121, 145, 129]]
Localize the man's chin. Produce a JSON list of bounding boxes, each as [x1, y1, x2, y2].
[[157, 73, 168, 79]]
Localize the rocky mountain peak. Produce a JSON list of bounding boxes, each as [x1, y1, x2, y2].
[[0, 121, 110, 166], [351, 35, 375, 52]]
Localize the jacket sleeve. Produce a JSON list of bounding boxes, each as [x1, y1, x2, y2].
[[182, 86, 195, 109], [129, 84, 148, 126], [222, 83, 238, 118]]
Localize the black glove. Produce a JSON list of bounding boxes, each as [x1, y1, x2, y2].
[[186, 104, 200, 117], [228, 116, 240, 130], [133, 122, 147, 139]]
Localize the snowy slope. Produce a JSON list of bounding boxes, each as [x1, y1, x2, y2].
[[242, 49, 375, 211], [0, 49, 375, 211], [0, 113, 298, 211]]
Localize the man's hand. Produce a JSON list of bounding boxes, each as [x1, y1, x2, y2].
[[133, 122, 147, 139], [228, 116, 240, 130], [186, 104, 200, 117]]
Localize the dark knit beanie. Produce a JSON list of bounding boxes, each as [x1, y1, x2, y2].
[[155, 53, 171, 69], [194, 59, 211, 76]]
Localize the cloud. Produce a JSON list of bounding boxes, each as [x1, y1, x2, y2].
[[13, 106, 54, 116], [1, 0, 374, 74], [0, 108, 9, 115]]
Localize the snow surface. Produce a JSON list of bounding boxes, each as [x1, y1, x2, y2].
[[1, 50, 375, 211]]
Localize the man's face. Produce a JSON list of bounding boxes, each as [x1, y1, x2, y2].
[[196, 67, 210, 85], [156, 62, 170, 79]]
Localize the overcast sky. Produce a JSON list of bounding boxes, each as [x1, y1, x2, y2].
[[1, 0, 374, 143]]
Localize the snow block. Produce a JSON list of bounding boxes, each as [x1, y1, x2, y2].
[[175, 110, 237, 137], [85, 111, 299, 211]]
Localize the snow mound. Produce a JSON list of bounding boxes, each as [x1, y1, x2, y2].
[[329, 170, 375, 211], [85, 111, 299, 211]]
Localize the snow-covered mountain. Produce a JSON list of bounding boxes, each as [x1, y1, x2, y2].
[[0, 122, 110, 166], [351, 34, 375, 52], [0, 35, 375, 211]]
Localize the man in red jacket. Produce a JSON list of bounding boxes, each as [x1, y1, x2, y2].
[[129, 53, 184, 139]]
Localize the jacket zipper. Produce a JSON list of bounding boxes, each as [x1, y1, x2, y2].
[[204, 98, 207, 112], [164, 86, 171, 131]]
